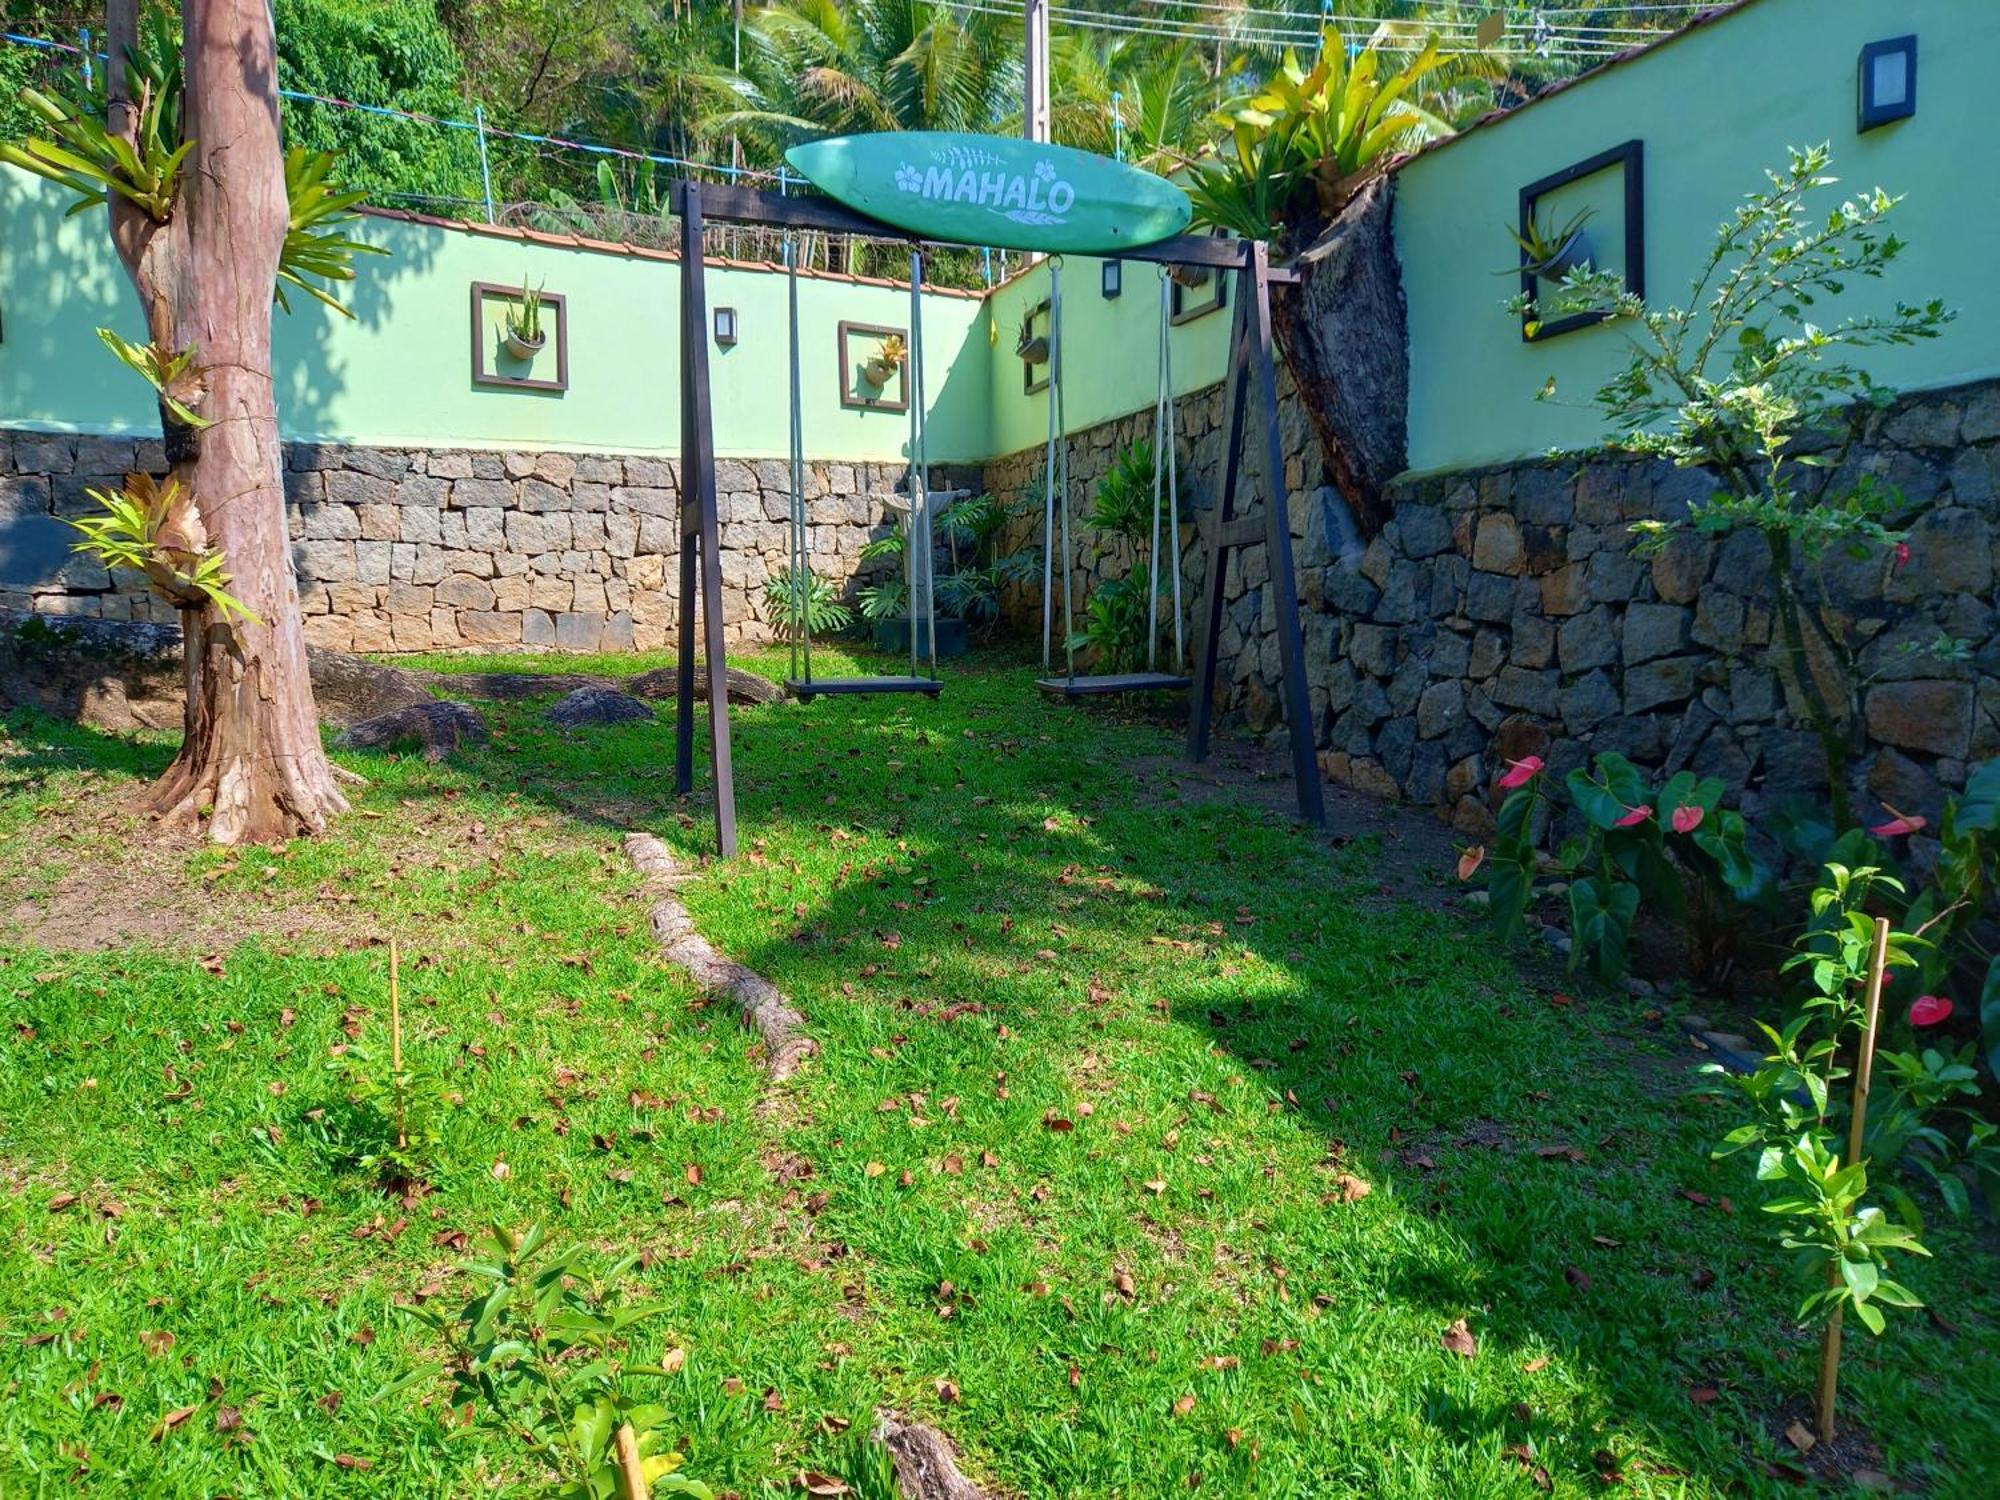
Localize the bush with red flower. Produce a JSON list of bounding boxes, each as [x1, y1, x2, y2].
[[1470, 749, 1765, 983]]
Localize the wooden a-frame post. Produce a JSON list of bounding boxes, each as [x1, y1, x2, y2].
[[1186, 243, 1326, 827], [674, 182, 740, 858]]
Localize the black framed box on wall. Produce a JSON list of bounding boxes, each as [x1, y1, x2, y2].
[[1858, 35, 1917, 132], [1516, 139, 1644, 343]]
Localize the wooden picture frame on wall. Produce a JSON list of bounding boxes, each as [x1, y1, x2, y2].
[[1169, 262, 1228, 326], [470, 280, 569, 393], [1517, 139, 1644, 343], [838, 320, 910, 413], [1020, 297, 1052, 396]]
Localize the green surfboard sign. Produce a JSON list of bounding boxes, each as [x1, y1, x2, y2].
[[784, 132, 1192, 254]]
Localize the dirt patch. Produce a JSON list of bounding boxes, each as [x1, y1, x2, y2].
[[0, 780, 360, 954]]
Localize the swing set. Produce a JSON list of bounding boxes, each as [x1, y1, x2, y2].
[[669, 174, 1325, 858]]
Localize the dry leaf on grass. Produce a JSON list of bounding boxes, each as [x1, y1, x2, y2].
[[1172, 1394, 1197, 1416], [1440, 1319, 1477, 1358], [798, 1474, 851, 1496], [150, 1405, 196, 1441]]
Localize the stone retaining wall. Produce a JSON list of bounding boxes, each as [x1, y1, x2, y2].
[[0, 430, 964, 652], [984, 375, 2000, 827]]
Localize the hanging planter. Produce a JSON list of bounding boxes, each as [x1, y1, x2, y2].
[[1503, 206, 1597, 283], [863, 332, 906, 388], [1014, 309, 1049, 366], [503, 278, 547, 360]]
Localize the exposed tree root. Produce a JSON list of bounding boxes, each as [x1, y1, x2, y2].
[[872, 1412, 999, 1500], [623, 832, 816, 1081]]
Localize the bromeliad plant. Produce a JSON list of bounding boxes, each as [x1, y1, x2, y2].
[[64, 474, 256, 622], [1475, 751, 1766, 983], [393, 1225, 712, 1499], [1184, 25, 1454, 249]]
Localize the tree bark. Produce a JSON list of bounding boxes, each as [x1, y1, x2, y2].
[[104, 0, 350, 843], [1269, 175, 1409, 537]]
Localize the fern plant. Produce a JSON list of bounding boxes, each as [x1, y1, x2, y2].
[[63, 475, 257, 621], [764, 566, 853, 638]]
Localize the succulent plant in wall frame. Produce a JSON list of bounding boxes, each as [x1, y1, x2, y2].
[[504, 279, 546, 358]]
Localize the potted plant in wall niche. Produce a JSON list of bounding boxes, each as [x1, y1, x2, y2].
[[1015, 308, 1050, 365], [863, 332, 906, 388], [1504, 205, 1596, 282], [504, 280, 546, 360]]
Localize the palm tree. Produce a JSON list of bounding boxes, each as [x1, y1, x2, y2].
[[740, 0, 1018, 144]]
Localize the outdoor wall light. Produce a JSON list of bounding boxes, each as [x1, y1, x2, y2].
[[1101, 258, 1122, 299], [713, 306, 739, 346], [1858, 35, 1916, 132]]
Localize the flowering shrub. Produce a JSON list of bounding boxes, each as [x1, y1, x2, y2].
[[1474, 750, 1765, 982]]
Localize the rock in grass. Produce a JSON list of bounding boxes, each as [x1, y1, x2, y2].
[[547, 686, 656, 727], [627, 665, 783, 707], [335, 701, 489, 762]]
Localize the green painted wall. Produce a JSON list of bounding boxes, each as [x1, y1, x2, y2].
[[7, 0, 1996, 482], [0, 170, 990, 463], [980, 254, 1233, 460], [1394, 0, 2000, 474]]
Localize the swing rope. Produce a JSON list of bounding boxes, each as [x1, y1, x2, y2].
[[1148, 267, 1184, 669], [907, 249, 939, 683], [1039, 259, 1074, 677], [784, 233, 812, 689]]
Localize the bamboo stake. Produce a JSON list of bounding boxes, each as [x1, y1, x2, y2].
[[614, 1422, 648, 1500], [1815, 914, 1891, 1445], [389, 937, 405, 1150]]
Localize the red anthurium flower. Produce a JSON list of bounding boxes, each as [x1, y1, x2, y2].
[[1497, 755, 1545, 790], [1457, 845, 1486, 882], [1614, 804, 1653, 828], [1670, 804, 1704, 835], [1908, 995, 1953, 1027], [1893, 540, 1911, 571], [1868, 803, 1927, 838]]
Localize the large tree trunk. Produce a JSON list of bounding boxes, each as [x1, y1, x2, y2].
[[106, 0, 350, 842], [1269, 175, 1409, 537]]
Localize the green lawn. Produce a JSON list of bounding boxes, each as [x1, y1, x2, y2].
[[2, 647, 1995, 1497]]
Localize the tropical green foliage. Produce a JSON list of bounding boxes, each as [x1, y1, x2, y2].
[[765, 565, 855, 638], [859, 490, 1035, 628], [0, 79, 191, 220], [96, 328, 209, 430], [62, 475, 257, 622], [278, 146, 389, 316], [1184, 25, 1455, 247], [396, 1224, 713, 1498], [1520, 147, 1955, 829], [274, 0, 484, 205], [1477, 751, 1765, 984], [1704, 864, 1932, 1339]]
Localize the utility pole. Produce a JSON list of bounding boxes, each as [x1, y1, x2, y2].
[[1024, 0, 1051, 143]]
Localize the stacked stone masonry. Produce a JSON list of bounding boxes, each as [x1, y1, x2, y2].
[[984, 375, 2000, 827], [0, 432, 968, 652]]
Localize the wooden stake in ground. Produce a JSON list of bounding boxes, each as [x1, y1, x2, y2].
[[388, 937, 406, 1150], [1815, 914, 1891, 1445], [614, 1423, 647, 1500]]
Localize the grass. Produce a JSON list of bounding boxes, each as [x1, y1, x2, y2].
[[2, 644, 1996, 1497]]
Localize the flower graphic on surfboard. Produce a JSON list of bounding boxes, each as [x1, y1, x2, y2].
[[786, 132, 1192, 254]]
